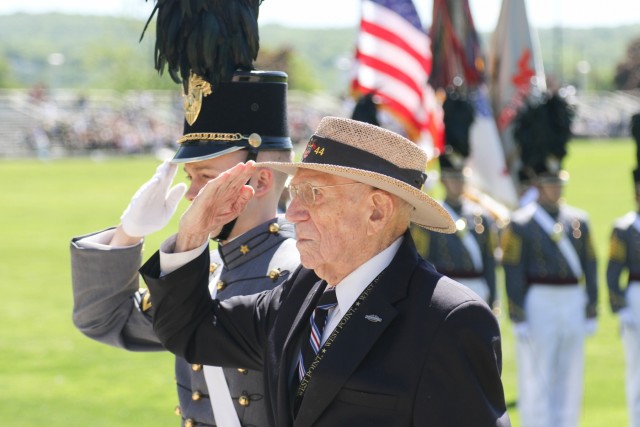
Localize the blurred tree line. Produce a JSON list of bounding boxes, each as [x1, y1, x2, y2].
[[1, 13, 640, 94]]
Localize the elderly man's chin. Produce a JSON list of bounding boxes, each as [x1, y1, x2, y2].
[[296, 240, 321, 269]]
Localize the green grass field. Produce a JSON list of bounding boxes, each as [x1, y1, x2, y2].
[[0, 139, 635, 426]]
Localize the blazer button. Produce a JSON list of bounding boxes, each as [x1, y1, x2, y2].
[[185, 419, 195, 427], [191, 364, 203, 372], [192, 391, 202, 401], [238, 395, 250, 407], [217, 281, 226, 291], [237, 368, 248, 374]]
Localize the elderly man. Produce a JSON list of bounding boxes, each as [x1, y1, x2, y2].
[[141, 117, 510, 426]]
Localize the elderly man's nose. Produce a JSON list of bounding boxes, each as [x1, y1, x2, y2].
[[285, 196, 308, 222]]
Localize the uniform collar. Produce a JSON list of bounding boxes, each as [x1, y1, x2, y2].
[[218, 216, 295, 270]]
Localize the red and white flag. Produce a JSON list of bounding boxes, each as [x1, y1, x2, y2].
[[488, 0, 547, 176], [429, 0, 518, 209], [351, 0, 443, 152]]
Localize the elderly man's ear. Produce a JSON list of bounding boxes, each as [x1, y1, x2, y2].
[[251, 168, 275, 198], [367, 191, 396, 234]]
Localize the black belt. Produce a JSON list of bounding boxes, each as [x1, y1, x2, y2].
[[527, 277, 579, 286]]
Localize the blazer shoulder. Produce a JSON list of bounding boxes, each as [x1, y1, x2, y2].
[[431, 275, 490, 311], [410, 259, 487, 312]]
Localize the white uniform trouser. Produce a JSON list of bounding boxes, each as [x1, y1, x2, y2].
[[456, 277, 490, 304], [517, 285, 587, 427], [623, 283, 640, 427]]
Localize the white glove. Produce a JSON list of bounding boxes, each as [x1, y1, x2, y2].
[[513, 322, 530, 340], [618, 308, 637, 329], [120, 160, 187, 237], [585, 318, 598, 336]]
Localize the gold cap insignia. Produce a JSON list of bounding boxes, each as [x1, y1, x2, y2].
[[183, 72, 212, 126]]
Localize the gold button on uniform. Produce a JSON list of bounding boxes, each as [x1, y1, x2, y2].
[[239, 395, 250, 407], [268, 268, 281, 281], [217, 281, 226, 291], [237, 368, 248, 374], [192, 391, 202, 401], [191, 364, 203, 372], [268, 223, 280, 233], [185, 419, 195, 427], [175, 405, 182, 416], [209, 262, 218, 273]]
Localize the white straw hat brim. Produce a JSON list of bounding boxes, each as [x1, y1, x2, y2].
[[259, 161, 455, 233]]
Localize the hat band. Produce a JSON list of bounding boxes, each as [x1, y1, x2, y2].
[[303, 135, 427, 189]]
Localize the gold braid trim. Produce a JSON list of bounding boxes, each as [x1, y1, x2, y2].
[[178, 132, 245, 144]]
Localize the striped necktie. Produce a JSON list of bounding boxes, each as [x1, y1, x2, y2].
[[293, 286, 338, 410]]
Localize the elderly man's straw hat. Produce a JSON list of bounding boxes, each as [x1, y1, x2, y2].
[[259, 116, 455, 233]]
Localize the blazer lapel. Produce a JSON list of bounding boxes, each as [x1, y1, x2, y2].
[[290, 232, 424, 426], [293, 286, 399, 426], [275, 279, 326, 426]]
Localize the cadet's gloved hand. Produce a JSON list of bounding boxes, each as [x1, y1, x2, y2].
[[585, 318, 598, 336], [513, 322, 530, 340], [120, 160, 187, 237], [618, 308, 637, 329]]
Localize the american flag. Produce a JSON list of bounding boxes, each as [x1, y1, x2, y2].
[[351, 0, 442, 149]]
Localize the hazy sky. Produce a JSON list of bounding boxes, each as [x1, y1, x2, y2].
[[1, 0, 638, 32]]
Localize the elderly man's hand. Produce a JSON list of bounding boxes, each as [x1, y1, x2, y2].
[[176, 161, 257, 252]]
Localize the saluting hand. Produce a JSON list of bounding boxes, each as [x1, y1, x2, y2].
[[176, 161, 257, 252], [120, 160, 187, 238]]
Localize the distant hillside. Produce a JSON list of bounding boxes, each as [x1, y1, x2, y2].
[[0, 13, 639, 94]]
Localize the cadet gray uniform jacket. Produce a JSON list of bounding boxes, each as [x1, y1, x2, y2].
[[607, 212, 640, 312], [71, 218, 300, 427], [409, 200, 498, 306], [501, 203, 598, 321]]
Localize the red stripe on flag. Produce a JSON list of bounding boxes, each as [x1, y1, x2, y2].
[[360, 20, 431, 74], [355, 51, 424, 99]]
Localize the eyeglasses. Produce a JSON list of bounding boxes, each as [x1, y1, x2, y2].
[[288, 181, 362, 206]]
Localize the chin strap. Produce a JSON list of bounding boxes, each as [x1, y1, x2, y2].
[[212, 148, 258, 242]]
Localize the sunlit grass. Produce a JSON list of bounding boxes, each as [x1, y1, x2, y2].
[[0, 139, 634, 426]]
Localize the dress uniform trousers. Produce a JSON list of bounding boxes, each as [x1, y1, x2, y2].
[[518, 284, 586, 427]]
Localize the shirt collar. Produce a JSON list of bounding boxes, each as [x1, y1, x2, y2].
[[332, 236, 403, 314]]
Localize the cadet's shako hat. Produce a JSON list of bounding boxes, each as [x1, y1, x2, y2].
[[439, 92, 475, 181], [141, 0, 291, 163], [514, 92, 575, 185], [172, 69, 292, 164], [259, 116, 456, 233]]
